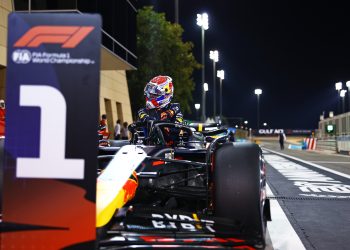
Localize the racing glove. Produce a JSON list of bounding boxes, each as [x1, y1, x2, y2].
[[175, 116, 183, 124], [160, 110, 175, 121]]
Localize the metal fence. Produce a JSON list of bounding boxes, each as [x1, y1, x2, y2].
[[317, 112, 350, 154], [318, 112, 350, 138]]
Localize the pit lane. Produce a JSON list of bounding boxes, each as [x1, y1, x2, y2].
[[262, 143, 350, 250]]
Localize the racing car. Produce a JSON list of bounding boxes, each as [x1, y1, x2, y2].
[[96, 121, 271, 249]]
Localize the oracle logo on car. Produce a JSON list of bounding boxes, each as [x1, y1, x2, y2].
[[14, 26, 94, 48]]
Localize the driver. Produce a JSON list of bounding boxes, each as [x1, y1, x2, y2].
[[137, 75, 183, 124]]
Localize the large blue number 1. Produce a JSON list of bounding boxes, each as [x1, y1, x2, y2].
[[16, 85, 85, 179]]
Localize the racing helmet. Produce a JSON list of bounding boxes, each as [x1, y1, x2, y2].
[[144, 75, 174, 109]]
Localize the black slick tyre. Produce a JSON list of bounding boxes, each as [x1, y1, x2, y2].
[[213, 142, 266, 248]]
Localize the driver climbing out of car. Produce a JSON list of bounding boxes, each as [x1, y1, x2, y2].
[[137, 75, 184, 145], [137, 75, 183, 124]]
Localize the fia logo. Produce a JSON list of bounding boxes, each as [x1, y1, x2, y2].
[[12, 49, 31, 64]]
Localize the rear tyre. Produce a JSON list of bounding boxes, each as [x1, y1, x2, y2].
[[214, 142, 267, 248]]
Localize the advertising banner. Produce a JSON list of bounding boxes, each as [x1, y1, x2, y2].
[[1, 13, 101, 249], [254, 128, 313, 136]]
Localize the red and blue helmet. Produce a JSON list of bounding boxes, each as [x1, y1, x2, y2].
[[144, 76, 174, 109]]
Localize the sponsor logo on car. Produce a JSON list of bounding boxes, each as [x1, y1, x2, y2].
[[151, 213, 215, 232]]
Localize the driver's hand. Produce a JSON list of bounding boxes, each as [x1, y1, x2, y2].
[[160, 112, 168, 120], [161, 110, 174, 120]]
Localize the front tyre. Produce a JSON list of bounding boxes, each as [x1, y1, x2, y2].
[[213, 142, 267, 248]]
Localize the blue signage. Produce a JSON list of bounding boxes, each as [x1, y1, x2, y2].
[[2, 13, 101, 249]]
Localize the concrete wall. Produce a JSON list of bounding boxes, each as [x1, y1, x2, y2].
[[0, 1, 12, 100], [100, 70, 133, 136], [0, 0, 12, 67], [316, 139, 337, 152], [0, 68, 5, 99], [337, 135, 350, 155], [319, 112, 350, 138]]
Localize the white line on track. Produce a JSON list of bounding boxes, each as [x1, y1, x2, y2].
[[309, 161, 350, 164], [263, 148, 350, 180], [267, 184, 306, 250]]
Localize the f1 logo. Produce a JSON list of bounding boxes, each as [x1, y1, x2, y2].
[[14, 26, 94, 48]]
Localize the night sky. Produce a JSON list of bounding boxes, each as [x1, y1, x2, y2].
[[137, 0, 350, 129]]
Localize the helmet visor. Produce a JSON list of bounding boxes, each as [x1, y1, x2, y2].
[[144, 84, 164, 99]]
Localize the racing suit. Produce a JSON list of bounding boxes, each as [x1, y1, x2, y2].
[[137, 103, 183, 124], [136, 103, 184, 145]]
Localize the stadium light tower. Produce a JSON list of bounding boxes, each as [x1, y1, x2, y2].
[[196, 13, 209, 122], [340, 89, 347, 113], [217, 70, 225, 119], [194, 103, 200, 121], [346, 81, 350, 112], [335, 82, 342, 91], [209, 50, 219, 119], [203, 82, 209, 92], [254, 88, 262, 129], [335, 82, 342, 114]]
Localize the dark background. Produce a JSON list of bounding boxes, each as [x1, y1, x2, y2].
[[137, 0, 350, 129], [13, 0, 350, 129]]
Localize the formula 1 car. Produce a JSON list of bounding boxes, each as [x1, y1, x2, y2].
[[96, 121, 270, 249]]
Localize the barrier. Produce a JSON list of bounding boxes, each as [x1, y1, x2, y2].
[[288, 144, 303, 150], [337, 135, 350, 155], [304, 138, 317, 150]]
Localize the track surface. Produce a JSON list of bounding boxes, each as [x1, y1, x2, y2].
[[262, 140, 350, 250]]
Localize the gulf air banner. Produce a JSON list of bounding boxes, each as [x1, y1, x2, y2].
[[2, 13, 101, 249]]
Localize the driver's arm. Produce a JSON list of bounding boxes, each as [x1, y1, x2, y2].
[[172, 103, 183, 124], [137, 108, 151, 123], [160, 103, 183, 124], [175, 112, 183, 124]]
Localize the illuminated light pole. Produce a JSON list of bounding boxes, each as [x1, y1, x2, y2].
[[196, 13, 209, 122], [218, 70, 224, 119], [195, 103, 200, 121], [263, 122, 270, 130], [254, 88, 262, 130], [203, 82, 209, 92], [203, 83, 209, 121], [335, 82, 342, 114], [340, 89, 347, 114], [217, 70, 225, 119], [244, 121, 248, 131], [210, 50, 219, 119], [174, 0, 179, 23], [346, 81, 350, 112]]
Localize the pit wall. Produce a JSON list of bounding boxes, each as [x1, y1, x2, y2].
[[337, 135, 350, 155]]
